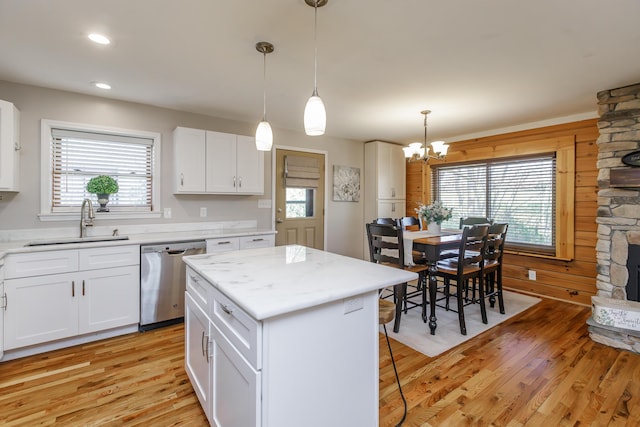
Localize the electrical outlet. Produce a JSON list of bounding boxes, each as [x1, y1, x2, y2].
[[200, 207, 207, 217], [528, 270, 536, 280], [344, 296, 363, 314], [163, 208, 172, 219]]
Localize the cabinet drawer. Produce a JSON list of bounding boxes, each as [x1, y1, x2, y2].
[[186, 267, 211, 313], [238, 234, 274, 250], [206, 237, 240, 254], [79, 245, 140, 270], [210, 287, 262, 370], [5, 250, 78, 279]]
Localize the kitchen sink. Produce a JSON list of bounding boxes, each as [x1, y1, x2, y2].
[[24, 235, 130, 246]]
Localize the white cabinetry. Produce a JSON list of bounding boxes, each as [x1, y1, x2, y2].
[[174, 127, 264, 195], [184, 265, 378, 427], [3, 245, 140, 350], [185, 271, 260, 426], [0, 99, 20, 192], [206, 234, 274, 254], [0, 261, 4, 360], [173, 127, 206, 193]]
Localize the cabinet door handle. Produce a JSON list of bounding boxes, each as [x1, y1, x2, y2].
[[252, 238, 264, 242], [2, 292, 7, 311], [392, 203, 396, 212], [82, 280, 85, 296], [201, 331, 211, 362], [392, 188, 396, 198], [233, 176, 236, 188], [238, 176, 242, 188], [180, 173, 184, 186], [220, 303, 233, 315], [218, 241, 232, 245], [72, 281, 75, 297]]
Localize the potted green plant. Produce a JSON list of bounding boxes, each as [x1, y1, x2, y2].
[[86, 175, 119, 212]]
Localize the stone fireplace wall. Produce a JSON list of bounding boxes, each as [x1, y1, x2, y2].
[[596, 82, 640, 300]]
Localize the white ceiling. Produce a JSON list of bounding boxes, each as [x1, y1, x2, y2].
[[1, 0, 639, 144]]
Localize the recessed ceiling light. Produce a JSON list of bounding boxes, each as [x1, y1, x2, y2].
[[88, 33, 110, 45], [94, 82, 111, 90]]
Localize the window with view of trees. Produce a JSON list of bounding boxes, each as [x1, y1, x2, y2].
[[432, 155, 556, 255], [41, 120, 160, 217]]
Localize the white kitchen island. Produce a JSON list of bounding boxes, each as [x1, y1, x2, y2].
[[183, 244, 418, 427]]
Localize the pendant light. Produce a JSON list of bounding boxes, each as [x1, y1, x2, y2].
[[255, 41, 274, 151], [304, 0, 328, 136]]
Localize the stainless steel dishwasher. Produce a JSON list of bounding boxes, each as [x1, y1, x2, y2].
[[140, 240, 206, 330]]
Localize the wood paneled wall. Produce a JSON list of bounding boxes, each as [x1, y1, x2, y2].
[[406, 119, 599, 305]]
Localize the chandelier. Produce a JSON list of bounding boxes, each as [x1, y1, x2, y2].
[[403, 110, 449, 163]]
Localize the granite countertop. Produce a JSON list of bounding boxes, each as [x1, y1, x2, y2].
[[0, 227, 275, 259], [183, 244, 418, 320]]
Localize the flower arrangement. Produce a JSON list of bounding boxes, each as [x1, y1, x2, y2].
[[86, 175, 119, 195], [415, 201, 452, 225]]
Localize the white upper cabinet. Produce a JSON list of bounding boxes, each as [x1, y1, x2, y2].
[[372, 141, 406, 200], [206, 131, 264, 194], [0, 99, 20, 192], [173, 127, 206, 193], [174, 127, 264, 195]]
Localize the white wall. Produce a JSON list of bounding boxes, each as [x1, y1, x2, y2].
[[0, 80, 366, 258]]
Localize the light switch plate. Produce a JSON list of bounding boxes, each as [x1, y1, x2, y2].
[[163, 208, 172, 218], [258, 199, 272, 209], [200, 207, 207, 217]]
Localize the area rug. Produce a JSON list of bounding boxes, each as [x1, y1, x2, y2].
[[381, 289, 541, 357]]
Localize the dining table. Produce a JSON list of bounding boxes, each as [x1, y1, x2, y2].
[[403, 229, 463, 335]]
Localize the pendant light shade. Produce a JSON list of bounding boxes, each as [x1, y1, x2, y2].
[[255, 120, 273, 151], [304, 92, 326, 136], [304, 0, 328, 136], [255, 41, 274, 151]]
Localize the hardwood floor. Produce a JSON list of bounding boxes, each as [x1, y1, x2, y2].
[[1, 297, 638, 426]]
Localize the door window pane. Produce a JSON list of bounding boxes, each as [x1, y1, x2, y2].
[[286, 188, 315, 218]]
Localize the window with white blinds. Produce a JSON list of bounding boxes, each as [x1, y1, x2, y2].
[[43, 123, 159, 215], [432, 155, 556, 255]]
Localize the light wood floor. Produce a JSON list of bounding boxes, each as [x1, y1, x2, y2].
[[1, 297, 638, 426]]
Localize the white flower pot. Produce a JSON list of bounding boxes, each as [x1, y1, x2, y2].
[[427, 222, 441, 234]]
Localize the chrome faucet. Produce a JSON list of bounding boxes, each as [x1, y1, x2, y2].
[[80, 198, 95, 238]]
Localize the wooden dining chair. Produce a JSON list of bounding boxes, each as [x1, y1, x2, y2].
[[430, 224, 489, 335], [374, 217, 395, 225], [366, 222, 428, 332], [481, 223, 508, 314], [459, 217, 493, 229]]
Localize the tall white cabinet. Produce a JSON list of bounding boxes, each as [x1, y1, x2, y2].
[[0, 99, 20, 191], [364, 140, 406, 225], [173, 127, 264, 195]]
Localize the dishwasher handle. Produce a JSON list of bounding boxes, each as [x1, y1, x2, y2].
[[165, 249, 187, 256]]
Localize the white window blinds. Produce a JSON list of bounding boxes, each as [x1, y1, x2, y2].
[[51, 128, 154, 211], [433, 155, 556, 254]]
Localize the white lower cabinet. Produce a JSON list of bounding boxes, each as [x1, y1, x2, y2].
[[4, 272, 79, 348], [185, 290, 260, 427], [206, 234, 274, 254], [211, 321, 260, 427], [78, 265, 139, 334], [185, 266, 377, 427], [3, 245, 140, 351], [185, 292, 212, 420]]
